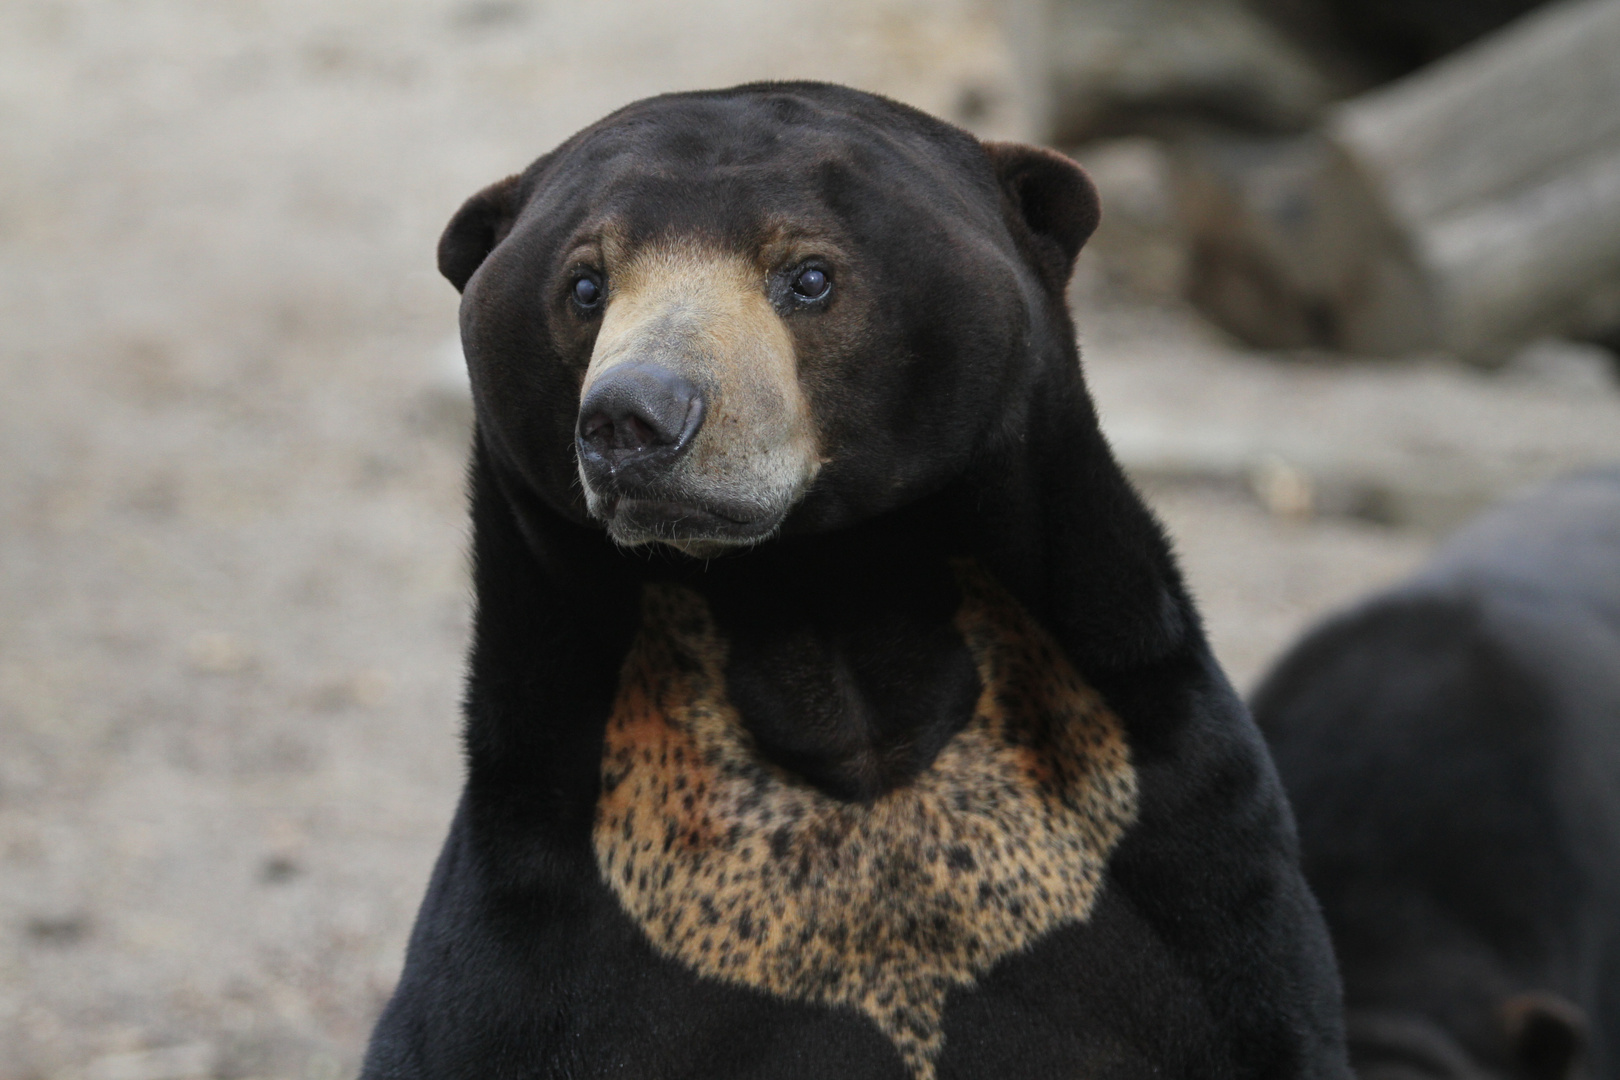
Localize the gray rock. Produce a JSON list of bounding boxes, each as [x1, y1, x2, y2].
[[1046, 0, 1335, 142]]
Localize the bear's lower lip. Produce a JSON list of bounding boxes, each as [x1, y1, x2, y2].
[[600, 495, 781, 548]]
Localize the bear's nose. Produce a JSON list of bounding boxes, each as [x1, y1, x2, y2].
[[576, 362, 706, 485]]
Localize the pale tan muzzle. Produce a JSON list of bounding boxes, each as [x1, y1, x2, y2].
[[576, 243, 822, 554]]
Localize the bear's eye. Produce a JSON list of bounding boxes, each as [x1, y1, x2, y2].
[[790, 267, 830, 302], [572, 274, 603, 311]]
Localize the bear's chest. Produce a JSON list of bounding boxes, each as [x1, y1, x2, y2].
[[593, 565, 1138, 1079]]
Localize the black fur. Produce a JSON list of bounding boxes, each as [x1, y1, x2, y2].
[[363, 82, 1348, 1078], [1254, 470, 1620, 1080]]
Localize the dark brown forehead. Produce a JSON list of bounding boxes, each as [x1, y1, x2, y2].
[[563, 219, 852, 282], [522, 83, 1005, 258]]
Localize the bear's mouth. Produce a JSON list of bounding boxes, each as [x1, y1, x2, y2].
[[590, 492, 785, 556]]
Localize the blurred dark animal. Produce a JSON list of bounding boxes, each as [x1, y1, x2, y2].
[[361, 82, 1350, 1079], [1255, 470, 1620, 1079]]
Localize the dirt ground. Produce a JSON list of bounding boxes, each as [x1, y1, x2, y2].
[[2, 3, 1617, 1079]]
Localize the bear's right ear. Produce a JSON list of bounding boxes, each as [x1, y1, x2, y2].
[[983, 142, 1100, 289], [438, 173, 523, 293]]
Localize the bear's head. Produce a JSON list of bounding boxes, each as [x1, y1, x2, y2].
[[441, 82, 1099, 557]]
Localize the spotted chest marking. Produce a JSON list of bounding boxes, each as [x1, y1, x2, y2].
[[593, 564, 1139, 1079]]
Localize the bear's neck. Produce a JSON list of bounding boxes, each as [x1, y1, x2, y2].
[[665, 498, 979, 801], [459, 394, 1199, 854]]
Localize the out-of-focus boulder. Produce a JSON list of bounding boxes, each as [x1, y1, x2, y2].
[[1069, 137, 1189, 302], [1046, 0, 1337, 144], [1167, 130, 1430, 351]]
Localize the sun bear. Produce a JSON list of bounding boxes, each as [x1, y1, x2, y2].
[[361, 82, 1350, 1079], [1255, 470, 1620, 1080]]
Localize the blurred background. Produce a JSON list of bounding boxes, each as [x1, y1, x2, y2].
[[1, 1, 1617, 1077]]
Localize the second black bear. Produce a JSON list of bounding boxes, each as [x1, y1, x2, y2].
[[1256, 470, 1620, 1080], [363, 82, 1349, 1079]]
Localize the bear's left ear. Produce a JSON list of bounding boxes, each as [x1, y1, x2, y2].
[[983, 142, 1100, 288], [438, 173, 523, 293]]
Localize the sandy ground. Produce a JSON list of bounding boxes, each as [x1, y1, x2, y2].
[[2, 3, 1617, 1079]]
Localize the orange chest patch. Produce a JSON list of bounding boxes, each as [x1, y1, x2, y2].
[[593, 564, 1138, 1079]]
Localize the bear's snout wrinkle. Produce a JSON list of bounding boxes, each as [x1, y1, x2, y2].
[[576, 361, 706, 489]]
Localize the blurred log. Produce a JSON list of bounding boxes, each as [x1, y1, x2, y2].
[[1170, 0, 1620, 360], [1330, 0, 1620, 226], [1333, 0, 1620, 357], [1418, 143, 1620, 357]]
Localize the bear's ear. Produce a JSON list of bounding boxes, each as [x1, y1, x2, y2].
[[983, 142, 1100, 287], [1501, 992, 1588, 1080], [438, 173, 523, 293]]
